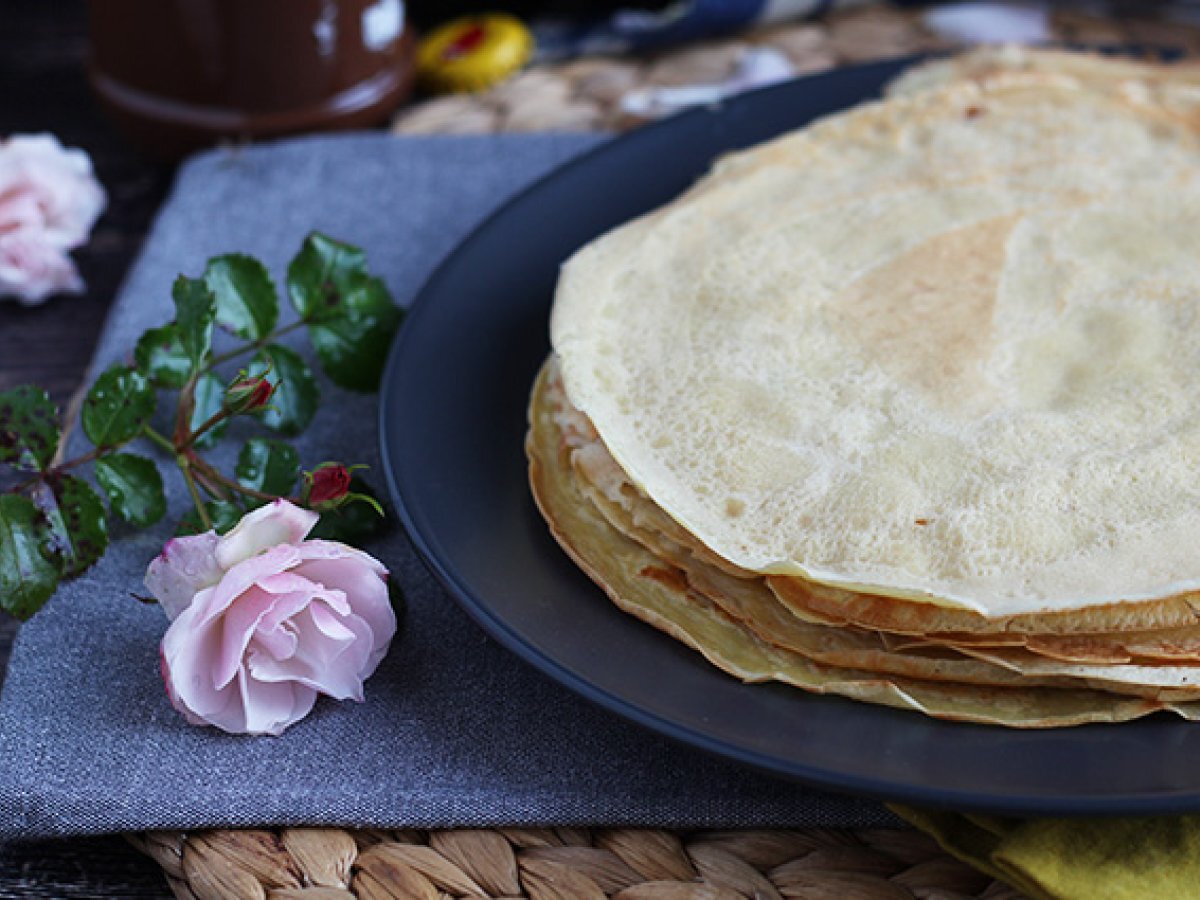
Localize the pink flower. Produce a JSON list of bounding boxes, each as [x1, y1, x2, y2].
[[0, 230, 84, 304], [0, 134, 106, 304], [145, 500, 396, 736]]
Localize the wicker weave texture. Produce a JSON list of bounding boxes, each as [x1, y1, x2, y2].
[[130, 826, 1029, 899], [391, 5, 1200, 137]]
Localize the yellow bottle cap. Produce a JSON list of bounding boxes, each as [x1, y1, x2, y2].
[[417, 14, 535, 94]]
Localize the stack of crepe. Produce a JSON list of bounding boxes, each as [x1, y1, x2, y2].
[[527, 48, 1200, 726]]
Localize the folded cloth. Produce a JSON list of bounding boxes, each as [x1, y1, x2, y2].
[[894, 806, 1200, 900], [0, 133, 898, 840]]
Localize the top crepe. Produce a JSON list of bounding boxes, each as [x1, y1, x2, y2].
[[551, 64, 1200, 617]]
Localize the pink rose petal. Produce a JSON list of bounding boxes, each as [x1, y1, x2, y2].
[[144, 532, 224, 621], [0, 229, 83, 304], [216, 500, 319, 569]]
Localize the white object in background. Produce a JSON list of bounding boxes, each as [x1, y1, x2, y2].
[[621, 47, 796, 120], [313, 0, 338, 57], [0, 134, 106, 305], [362, 0, 404, 52], [924, 2, 1051, 46]]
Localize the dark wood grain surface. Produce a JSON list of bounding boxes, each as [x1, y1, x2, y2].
[[1, 1, 174, 895]]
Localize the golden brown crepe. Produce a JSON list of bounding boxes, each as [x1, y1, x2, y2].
[[528, 361, 1200, 724], [528, 48, 1200, 726]]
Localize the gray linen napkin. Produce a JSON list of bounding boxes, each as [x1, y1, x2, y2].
[[0, 134, 897, 839]]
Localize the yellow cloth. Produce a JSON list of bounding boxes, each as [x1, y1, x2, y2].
[[891, 805, 1200, 899]]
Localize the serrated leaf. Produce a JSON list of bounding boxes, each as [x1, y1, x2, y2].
[[0, 386, 60, 471], [0, 493, 60, 619], [95, 453, 166, 527], [82, 365, 156, 448], [205, 253, 279, 340], [308, 477, 388, 543], [32, 476, 109, 579], [189, 371, 229, 450], [236, 438, 299, 499], [307, 276, 403, 392], [134, 324, 191, 389], [250, 344, 318, 436], [287, 233, 368, 324], [177, 501, 243, 536], [173, 275, 216, 372]]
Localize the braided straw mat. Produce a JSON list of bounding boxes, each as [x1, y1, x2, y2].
[[129, 826, 1026, 899], [129, 6, 1200, 899]]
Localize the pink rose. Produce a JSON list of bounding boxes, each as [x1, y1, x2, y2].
[[145, 500, 397, 736], [0, 134, 106, 304], [0, 230, 84, 304]]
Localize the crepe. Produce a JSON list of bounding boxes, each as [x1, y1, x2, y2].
[[527, 361, 1200, 724], [550, 56, 1200, 618], [529, 48, 1200, 726], [887, 45, 1200, 98], [543, 356, 1200, 699]]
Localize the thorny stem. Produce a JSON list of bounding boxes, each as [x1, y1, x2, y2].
[[7, 446, 107, 493], [174, 373, 198, 447], [188, 454, 282, 503], [180, 462, 212, 530], [188, 461, 231, 502], [185, 407, 231, 448], [142, 426, 175, 454], [205, 320, 306, 370]]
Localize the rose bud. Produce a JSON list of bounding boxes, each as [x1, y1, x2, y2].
[[308, 463, 352, 507], [223, 374, 274, 414]]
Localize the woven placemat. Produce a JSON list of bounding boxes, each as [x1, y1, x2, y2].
[[128, 5, 1200, 899], [391, 4, 1200, 136], [129, 826, 1028, 899]]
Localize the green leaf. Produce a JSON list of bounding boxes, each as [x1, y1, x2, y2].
[[82, 365, 156, 448], [177, 501, 243, 536], [388, 580, 406, 624], [0, 494, 60, 618], [134, 324, 191, 389], [189, 371, 229, 450], [0, 386, 60, 471], [172, 275, 216, 372], [205, 254, 279, 340], [94, 453, 166, 527], [287, 233, 368, 324], [32, 477, 109, 579], [307, 276, 403, 392], [250, 344, 318, 436], [308, 477, 388, 544], [236, 438, 299, 500]]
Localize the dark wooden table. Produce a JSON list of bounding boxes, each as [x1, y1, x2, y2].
[[1, 1, 175, 895]]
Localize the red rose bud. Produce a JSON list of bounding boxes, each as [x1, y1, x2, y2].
[[224, 376, 274, 414], [308, 464, 352, 506]]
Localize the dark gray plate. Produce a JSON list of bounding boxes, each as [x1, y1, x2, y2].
[[380, 58, 1200, 816]]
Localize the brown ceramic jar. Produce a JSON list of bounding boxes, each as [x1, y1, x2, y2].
[[87, 0, 417, 160]]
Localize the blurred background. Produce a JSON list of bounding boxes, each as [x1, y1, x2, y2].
[[13, 0, 1200, 164], [8, 0, 1200, 402]]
